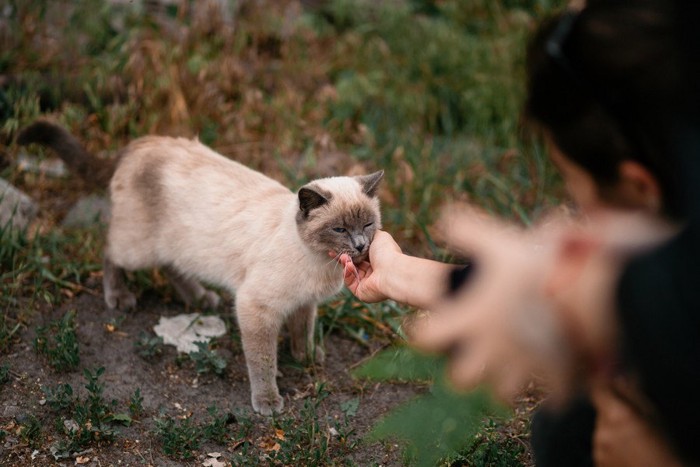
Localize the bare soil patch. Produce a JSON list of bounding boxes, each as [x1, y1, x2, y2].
[[1, 289, 424, 466]]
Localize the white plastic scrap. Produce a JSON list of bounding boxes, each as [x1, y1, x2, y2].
[[153, 313, 227, 353]]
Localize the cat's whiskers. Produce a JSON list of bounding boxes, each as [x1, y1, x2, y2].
[[325, 250, 343, 268]]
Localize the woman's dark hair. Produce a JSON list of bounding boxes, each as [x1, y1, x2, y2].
[[524, 0, 685, 218]]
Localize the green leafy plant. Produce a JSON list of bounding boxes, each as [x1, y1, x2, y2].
[[153, 406, 238, 460], [18, 414, 43, 448], [43, 367, 134, 454], [354, 346, 510, 467], [154, 416, 202, 460], [264, 383, 358, 465], [33, 310, 80, 372], [134, 332, 165, 360], [41, 383, 75, 411], [188, 340, 227, 376], [129, 388, 144, 419]]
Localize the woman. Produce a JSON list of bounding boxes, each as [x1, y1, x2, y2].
[[338, 0, 696, 464]]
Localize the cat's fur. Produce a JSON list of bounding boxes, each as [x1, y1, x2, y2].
[[18, 121, 383, 415]]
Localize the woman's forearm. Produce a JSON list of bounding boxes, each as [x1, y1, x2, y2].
[[382, 254, 458, 310]]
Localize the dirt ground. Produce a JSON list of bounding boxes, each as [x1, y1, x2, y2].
[[1, 287, 425, 466]]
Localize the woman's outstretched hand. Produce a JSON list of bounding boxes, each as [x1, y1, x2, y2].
[[333, 230, 402, 303]]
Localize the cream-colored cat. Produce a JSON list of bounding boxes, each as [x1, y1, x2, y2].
[[18, 121, 383, 415]]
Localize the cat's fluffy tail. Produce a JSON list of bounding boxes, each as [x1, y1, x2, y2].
[[17, 120, 116, 189]]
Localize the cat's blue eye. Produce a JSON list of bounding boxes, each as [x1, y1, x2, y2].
[[364, 223, 374, 229], [333, 227, 346, 233]]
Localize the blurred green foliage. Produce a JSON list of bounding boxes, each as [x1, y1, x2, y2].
[[355, 345, 520, 466]]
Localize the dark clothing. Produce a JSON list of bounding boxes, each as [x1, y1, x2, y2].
[[531, 396, 596, 467], [617, 225, 700, 463]]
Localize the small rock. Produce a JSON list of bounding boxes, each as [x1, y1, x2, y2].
[[202, 458, 226, 467], [2, 405, 22, 418], [17, 152, 68, 178], [0, 178, 38, 231], [61, 194, 111, 228], [64, 419, 80, 433]]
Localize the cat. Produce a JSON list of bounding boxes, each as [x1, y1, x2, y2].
[[18, 121, 383, 415]]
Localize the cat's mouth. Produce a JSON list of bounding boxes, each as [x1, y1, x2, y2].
[[352, 250, 369, 263], [329, 249, 368, 265]]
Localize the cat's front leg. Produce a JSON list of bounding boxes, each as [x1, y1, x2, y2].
[[288, 303, 324, 364], [236, 294, 284, 415]]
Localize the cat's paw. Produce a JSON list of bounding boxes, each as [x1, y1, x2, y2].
[[200, 290, 221, 309], [291, 345, 325, 365], [252, 392, 284, 416], [105, 289, 137, 311], [313, 346, 325, 364]]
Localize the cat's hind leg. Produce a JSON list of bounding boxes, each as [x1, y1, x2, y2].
[[162, 266, 221, 309], [288, 304, 324, 364], [103, 256, 137, 310], [236, 292, 284, 415]]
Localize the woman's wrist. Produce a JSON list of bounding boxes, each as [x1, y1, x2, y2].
[[384, 254, 456, 309]]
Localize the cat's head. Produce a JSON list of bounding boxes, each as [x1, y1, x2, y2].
[[296, 170, 383, 263]]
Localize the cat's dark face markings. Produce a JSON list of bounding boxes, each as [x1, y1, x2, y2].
[[317, 204, 379, 261], [296, 172, 383, 261]]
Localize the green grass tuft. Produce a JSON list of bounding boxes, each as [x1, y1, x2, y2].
[[33, 310, 80, 372]]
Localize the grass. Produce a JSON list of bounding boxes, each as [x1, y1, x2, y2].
[[153, 407, 241, 460], [1, 0, 572, 464], [33, 309, 80, 372], [268, 383, 355, 465]]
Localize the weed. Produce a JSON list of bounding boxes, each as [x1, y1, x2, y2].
[[0, 311, 21, 354], [41, 382, 75, 411], [40, 367, 138, 455], [446, 418, 526, 467], [154, 416, 202, 460], [1, 226, 102, 312], [188, 340, 227, 376], [18, 414, 42, 449], [319, 289, 410, 346], [33, 310, 80, 372], [0, 363, 9, 384], [268, 383, 356, 465], [134, 332, 164, 360], [129, 388, 144, 419], [154, 406, 240, 460], [202, 406, 236, 444]]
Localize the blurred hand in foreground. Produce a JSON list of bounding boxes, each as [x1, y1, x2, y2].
[[409, 205, 675, 402]]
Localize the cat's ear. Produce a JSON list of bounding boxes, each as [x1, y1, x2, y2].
[[356, 170, 384, 198], [298, 187, 329, 217]]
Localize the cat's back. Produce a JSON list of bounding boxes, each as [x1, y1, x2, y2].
[[115, 136, 285, 193]]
